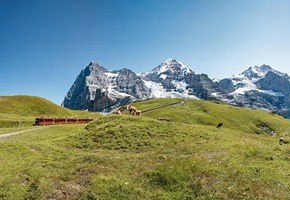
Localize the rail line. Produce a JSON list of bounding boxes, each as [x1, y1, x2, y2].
[[141, 100, 184, 113]]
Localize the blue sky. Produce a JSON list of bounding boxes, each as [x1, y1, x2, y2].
[[1, 0, 290, 105]]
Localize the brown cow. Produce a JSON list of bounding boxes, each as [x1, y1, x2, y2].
[[127, 105, 137, 115], [113, 109, 121, 115], [135, 110, 141, 116]]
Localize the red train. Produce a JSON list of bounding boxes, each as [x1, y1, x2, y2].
[[35, 117, 93, 125]]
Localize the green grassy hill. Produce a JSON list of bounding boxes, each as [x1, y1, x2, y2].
[[0, 98, 289, 199], [130, 98, 290, 136], [0, 95, 100, 127]]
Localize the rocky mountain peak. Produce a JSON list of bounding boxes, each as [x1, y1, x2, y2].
[[259, 64, 274, 71], [146, 58, 194, 82], [148, 58, 193, 75], [117, 68, 138, 77], [163, 58, 181, 65], [241, 64, 285, 79], [86, 61, 107, 73]]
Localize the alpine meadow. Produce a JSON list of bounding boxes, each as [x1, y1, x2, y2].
[[0, 96, 289, 199]]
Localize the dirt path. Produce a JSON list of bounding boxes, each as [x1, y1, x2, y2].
[[141, 100, 185, 113], [0, 127, 45, 138]]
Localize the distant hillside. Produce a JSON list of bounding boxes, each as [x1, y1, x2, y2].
[[0, 95, 100, 127], [127, 98, 290, 136]]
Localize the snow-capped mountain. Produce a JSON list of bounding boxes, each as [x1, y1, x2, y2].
[[62, 59, 290, 118], [218, 65, 287, 97], [218, 65, 290, 117], [241, 65, 286, 79], [143, 58, 218, 100], [142, 58, 196, 99]]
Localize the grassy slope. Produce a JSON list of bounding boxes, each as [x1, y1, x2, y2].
[[0, 98, 289, 199], [131, 98, 290, 136], [0, 95, 100, 127]]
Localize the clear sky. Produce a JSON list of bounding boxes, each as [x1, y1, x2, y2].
[[1, 0, 290, 105]]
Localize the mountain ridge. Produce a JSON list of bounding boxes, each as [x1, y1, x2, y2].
[[62, 59, 290, 118]]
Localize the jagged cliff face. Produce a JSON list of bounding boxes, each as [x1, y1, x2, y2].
[[256, 71, 290, 94], [62, 62, 150, 112], [62, 60, 290, 118], [116, 68, 151, 99], [62, 62, 108, 111]]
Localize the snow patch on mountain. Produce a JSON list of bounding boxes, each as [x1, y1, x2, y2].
[[160, 74, 167, 79], [143, 80, 170, 98], [143, 80, 198, 99], [107, 86, 133, 100], [172, 80, 188, 91], [104, 72, 119, 78], [230, 78, 258, 95]]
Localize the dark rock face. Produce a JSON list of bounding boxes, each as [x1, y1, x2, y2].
[[116, 69, 151, 99], [256, 72, 290, 94], [182, 73, 218, 99], [218, 79, 235, 93], [62, 62, 109, 111], [90, 89, 132, 112]]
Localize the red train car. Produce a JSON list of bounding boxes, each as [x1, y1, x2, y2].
[[67, 118, 77, 124], [35, 118, 93, 125], [35, 118, 54, 125]]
